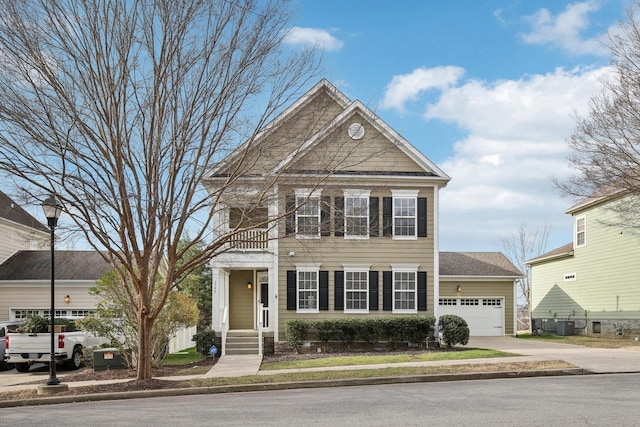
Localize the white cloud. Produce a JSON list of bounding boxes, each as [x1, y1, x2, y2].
[[379, 66, 465, 112], [284, 27, 343, 52], [412, 66, 612, 251], [521, 1, 609, 55]]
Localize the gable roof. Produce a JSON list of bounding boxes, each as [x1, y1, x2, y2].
[[207, 79, 450, 182], [0, 191, 48, 233], [440, 252, 522, 277], [526, 242, 574, 265], [270, 99, 450, 180], [0, 250, 112, 281]]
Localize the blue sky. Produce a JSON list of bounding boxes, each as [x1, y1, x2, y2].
[[284, 0, 627, 254]]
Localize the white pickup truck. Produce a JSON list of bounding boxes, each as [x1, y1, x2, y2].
[[5, 327, 107, 372]]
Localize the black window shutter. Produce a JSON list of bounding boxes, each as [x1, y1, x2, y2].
[[383, 271, 392, 311], [334, 197, 344, 237], [417, 271, 427, 311], [369, 271, 379, 311], [321, 196, 331, 236], [286, 270, 296, 310], [369, 197, 379, 237], [285, 196, 295, 236], [383, 197, 393, 237], [417, 197, 427, 237], [319, 271, 329, 310], [334, 271, 344, 311]]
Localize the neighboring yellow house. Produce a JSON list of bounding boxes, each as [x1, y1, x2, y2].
[[203, 80, 521, 355], [529, 191, 640, 335]]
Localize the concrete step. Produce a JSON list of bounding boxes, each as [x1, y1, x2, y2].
[[225, 347, 261, 355], [226, 330, 259, 338]]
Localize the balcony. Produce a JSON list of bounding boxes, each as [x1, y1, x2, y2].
[[227, 228, 269, 251]]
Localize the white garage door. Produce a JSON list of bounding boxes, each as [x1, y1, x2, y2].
[[439, 298, 504, 336]]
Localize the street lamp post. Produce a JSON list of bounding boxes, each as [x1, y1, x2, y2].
[[42, 194, 63, 386]]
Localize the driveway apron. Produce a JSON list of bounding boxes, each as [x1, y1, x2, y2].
[[468, 336, 640, 373]]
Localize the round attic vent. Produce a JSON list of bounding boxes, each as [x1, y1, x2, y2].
[[347, 123, 365, 140]]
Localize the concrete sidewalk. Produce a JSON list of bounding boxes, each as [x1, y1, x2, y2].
[[468, 336, 640, 373]]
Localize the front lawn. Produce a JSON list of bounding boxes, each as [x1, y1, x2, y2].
[[261, 348, 515, 370], [517, 333, 640, 349]]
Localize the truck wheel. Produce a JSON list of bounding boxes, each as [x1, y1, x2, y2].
[[14, 363, 30, 373], [65, 347, 83, 370]]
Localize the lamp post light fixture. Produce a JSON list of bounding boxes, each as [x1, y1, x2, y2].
[[42, 194, 63, 387]]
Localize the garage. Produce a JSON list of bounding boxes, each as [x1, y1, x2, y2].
[[439, 297, 504, 336]]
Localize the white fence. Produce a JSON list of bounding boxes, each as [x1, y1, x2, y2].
[[168, 325, 197, 354]]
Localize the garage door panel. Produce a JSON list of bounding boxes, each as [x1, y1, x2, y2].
[[439, 298, 504, 336]]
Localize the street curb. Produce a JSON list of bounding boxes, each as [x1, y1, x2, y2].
[[0, 368, 586, 408]]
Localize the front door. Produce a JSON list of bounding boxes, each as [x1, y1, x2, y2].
[[229, 270, 254, 329]]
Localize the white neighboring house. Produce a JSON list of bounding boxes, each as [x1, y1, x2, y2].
[[0, 191, 49, 264], [0, 250, 110, 322]]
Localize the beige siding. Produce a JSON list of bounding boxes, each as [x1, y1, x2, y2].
[[229, 271, 254, 329], [531, 201, 640, 321], [440, 280, 515, 335], [290, 113, 425, 174], [276, 187, 436, 340], [0, 283, 99, 322], [223, 91, 345, 176], [0, 221, 48, 264]]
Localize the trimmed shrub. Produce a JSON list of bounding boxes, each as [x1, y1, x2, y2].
[[285, 319, 310, 353], [438, 314, 470, 347], [192, 328, 217, 357]]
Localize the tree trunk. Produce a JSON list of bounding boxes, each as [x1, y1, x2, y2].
[[136, 313, 155, 380]]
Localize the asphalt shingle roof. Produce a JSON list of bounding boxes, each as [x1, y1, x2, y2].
[[440, 252, 522, 277], [0, 250, 112, 281], [527, 242, 574, 264], [0, 191, 48, 232]]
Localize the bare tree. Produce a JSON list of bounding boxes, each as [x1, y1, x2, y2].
[[558, 0, 640, 228], [0, 0, 321, 380], [498, 222, 550, 327]]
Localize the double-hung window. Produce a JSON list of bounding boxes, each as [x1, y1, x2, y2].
[[344, 265, 370, 313], [295, 189, 321, 238], [575, 215, 586, 248], [344, 189, 370, 239], [297, 265, 320, 312], [392, 190, 418, 239], [392, 264, 418, 313]]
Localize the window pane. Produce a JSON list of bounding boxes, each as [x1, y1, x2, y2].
[[346, 271, 368, 310], [298, 271, 318, 310], [345, 197, 368, 237], [394, 197, 416, 237]]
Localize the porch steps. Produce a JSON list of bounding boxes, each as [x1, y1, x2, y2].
[[225, 330, 259, 355]]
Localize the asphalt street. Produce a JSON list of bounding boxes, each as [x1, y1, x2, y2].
[[2, 373, 639, 426]]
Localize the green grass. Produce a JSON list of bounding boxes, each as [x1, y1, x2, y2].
[[517, 333, 640, 349], [162, 347, 206, 365], [260, 348, 514, 370], [189, 359, 574, 387]]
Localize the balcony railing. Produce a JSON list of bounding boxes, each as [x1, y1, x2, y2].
[[227, 228, 269, 250]]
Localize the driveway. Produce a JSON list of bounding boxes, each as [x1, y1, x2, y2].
[[469, 336, 640, 373]]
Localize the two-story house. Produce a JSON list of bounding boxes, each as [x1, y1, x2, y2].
[[0, 191, 110, 323], [0, 191, 48, 264], [528, 190, 640, 335], [204, 80, 521, 354]]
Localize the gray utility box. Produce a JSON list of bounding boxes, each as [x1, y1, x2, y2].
[[556, 320, 575, 336], [93, 347, 126, 372]]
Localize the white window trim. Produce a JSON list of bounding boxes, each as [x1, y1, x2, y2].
[[343, 263, 371, 314], [391, 263, 419, 314], [295, 188, 322, 239], [575, 215, 586, 248], [343, 189, 371, 240], [391, 189, 418, 240], [296, 263, 321, 313]]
